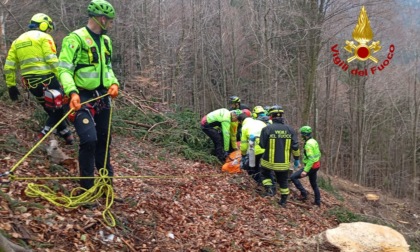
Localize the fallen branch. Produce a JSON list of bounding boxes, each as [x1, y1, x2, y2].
[[116, 120, 151, 129], [142, 120, 171, 141], [0, 233, 31, 252]]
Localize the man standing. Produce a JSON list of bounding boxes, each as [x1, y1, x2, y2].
[[201, 108, 241, 162], [3, 13, 74, 144], [58, 0, 119, 190], [259, 105, 300, 207], [290, 126, 321, 207]]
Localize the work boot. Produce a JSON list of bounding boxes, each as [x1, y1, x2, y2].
[[312, 201, 321, 207], [297, 194, 307, 201], [101, 190, 124, 203], [79, 202, 99, 210], [35, 132, 45, 142], [100, 181, 124, 203], [264, 185, 276, 197], [278, 195, 288, 208], [65, 134, 74, 145], [60, 131, 74, 145]]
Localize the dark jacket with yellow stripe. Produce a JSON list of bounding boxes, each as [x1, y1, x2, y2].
[[259, 118, 300, 171]]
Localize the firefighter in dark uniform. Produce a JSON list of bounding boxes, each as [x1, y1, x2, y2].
[[259, 105, 300, 207]]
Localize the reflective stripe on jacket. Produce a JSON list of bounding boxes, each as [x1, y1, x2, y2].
[[205, 108, 233, 152], [4, 30, 58, 88], [230, 121, 239, 149], [240, 117, 266, 156], [303, 138, 321, 172], [259, 119, 300, 171], [58, 27, 119, 95]]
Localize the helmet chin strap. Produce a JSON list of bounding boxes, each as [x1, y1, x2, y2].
[[93, 16, 108, 34]]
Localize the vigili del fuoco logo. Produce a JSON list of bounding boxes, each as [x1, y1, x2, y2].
[[331, 6, 395, 76]]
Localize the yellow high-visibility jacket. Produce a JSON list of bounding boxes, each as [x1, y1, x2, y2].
[[4, 30, 58, 88], [240, 117, 266, 156]]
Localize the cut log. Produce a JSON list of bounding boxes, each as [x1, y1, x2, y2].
[[365, 193, 380, 201]]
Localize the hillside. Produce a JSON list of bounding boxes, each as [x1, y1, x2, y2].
[[0, 97, 419, 251]]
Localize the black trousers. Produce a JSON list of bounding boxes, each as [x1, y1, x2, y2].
[[201, 125, 225, 162], [290, 168, 321, 204], [246, 153, 263, 184], [262, 168, 289, 195], [25, 74, 70, 136], [73, 89, 113, 189]]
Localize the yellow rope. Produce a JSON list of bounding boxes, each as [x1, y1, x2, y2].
[[5, 93, 229, 227], [8, 94, 109, 174], [25, 168, 117, 227], [12, 173, 227, 181], [20, 170, 227, 227], [6, 93, 119, 226]]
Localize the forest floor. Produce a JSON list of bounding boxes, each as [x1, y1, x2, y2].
[[0, 100, 419, 252]]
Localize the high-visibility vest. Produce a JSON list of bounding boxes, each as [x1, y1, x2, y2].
[[58, 27, 119, 95]]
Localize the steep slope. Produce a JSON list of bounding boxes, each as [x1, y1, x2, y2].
[[0, 99, 418, 251]]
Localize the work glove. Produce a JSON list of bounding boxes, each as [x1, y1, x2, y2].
[[70, 93, 81, 111], [8, 86, 20, 101], [107, 84, 119, 98], [294, 159, 300, 170]]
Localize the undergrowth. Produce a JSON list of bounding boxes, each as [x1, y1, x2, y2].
[[327, 206, 369, 223], [318, 176, 344, 201], [113, 104, 220, 165]]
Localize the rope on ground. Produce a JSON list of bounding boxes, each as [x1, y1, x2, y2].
[[3, 93, 229, 227], [25, 168, 117, 227], [15, 169, 228, 227]]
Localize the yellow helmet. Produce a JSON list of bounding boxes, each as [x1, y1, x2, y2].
[[30, 13, 54, 32], [251, 106, 263, 118]]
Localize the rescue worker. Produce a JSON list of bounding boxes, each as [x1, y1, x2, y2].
[[290, 126, 321, 207], [229, 108, 252, 152], [58, 0, 119, 190], [259, 105, 300, 207], [229, 96, 250, 111], [3, 13, 74, 145], [252, 105, 270, 124], [201, 108, 241, 162], [237, 113, 267, 184], [228, 96, 250, 142]]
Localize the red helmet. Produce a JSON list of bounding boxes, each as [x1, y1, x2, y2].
[[242, 109, 251, 117]]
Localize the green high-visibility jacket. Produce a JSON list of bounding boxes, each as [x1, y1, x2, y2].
[[302, 138, 321, 172], [240, 117, 266, 156], [205, 108, 234, 152], [58, 27, 119, 96], [4, 30, 58, 88]]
